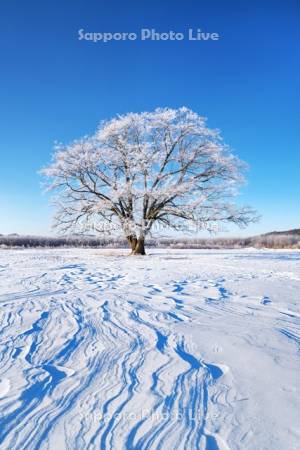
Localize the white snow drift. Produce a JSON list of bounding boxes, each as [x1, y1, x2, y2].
[[0, 249, 299, 450]]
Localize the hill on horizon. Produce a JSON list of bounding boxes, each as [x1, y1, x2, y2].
[[261, 229, 300, 237]]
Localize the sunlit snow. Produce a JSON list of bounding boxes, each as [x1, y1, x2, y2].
[[0, 249, 299, 449]]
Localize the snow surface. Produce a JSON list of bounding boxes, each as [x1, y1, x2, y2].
[[0, 248, 299, 450]]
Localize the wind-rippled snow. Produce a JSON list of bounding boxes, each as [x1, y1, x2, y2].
[[0, 249, 299, 450]]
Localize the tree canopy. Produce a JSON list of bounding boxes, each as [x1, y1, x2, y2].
[[41, 107, 257, 254]]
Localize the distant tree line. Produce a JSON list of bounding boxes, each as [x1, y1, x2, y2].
[[0, 233, 299, 249]]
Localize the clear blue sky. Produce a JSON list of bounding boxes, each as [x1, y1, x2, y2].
[[0, 0, 299, 237]]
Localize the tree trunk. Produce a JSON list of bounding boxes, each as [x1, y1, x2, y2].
[[126, 235, 146, 255], [132, 237, 146, 255], [127, 235, 137, 252]]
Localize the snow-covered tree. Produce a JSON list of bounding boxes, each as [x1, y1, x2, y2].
[[41, 107, 257, 254]]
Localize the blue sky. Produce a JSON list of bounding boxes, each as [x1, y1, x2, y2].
[[0, 0, 299, 237]]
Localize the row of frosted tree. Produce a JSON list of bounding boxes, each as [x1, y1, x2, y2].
[[1, 233, 299, 249]]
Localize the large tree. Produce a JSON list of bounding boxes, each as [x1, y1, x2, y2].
[[42, 107, 257, 254]]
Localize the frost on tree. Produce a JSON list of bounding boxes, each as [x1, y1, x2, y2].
[[41, 107, 257, 254]]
